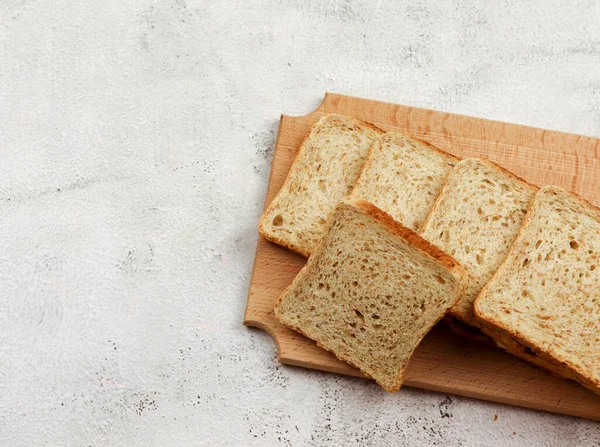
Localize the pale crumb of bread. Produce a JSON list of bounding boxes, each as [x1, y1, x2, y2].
[[258, 114, 383, 257], [351, 132, 457, 232], [475, 186, 600, 395], [274, 197, 466, 392], [420, 158, 537, 327]]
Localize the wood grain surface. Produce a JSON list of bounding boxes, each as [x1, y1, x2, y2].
[[243, 92, 600, 420]]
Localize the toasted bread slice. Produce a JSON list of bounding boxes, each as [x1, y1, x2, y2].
[[474, 186, 600, 395], [351, 132, 458, 232], [420, 158, 537, 327], [258, 114, 384, 257], [274, 197, 466, 391]]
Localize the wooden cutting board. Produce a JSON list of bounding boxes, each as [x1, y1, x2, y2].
[[243, 92, 600, 420]]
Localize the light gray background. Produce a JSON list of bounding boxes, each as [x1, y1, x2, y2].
[[1, 0, 600, 445]]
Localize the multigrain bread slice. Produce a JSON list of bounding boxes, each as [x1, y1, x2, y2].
[[420, 158, 537, 328], [258, 114, 384, 257], [274, 197, 467, 391], [351, 132, 458, 232], [475, 186, 600, 395]]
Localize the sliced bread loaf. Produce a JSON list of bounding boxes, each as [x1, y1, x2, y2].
[[419, 158, 537, 328], [474, 186, 600, 395], [351, 132, 458, 232], [274, 197, 466, 391], [258, 114, 384, 257]]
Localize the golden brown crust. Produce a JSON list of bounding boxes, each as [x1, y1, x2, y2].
[[348, 116, 387, 136], [447, 301, 478, 323], [346, 198, 466, 281], [474, 185, 600, 395]]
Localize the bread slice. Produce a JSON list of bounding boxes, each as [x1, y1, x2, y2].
[[475, 186, 600, 395], [274, 197, 466, 391], [420, 158, 537, 327], [351, 132, 458, 232], [259, 114, 384, 257]]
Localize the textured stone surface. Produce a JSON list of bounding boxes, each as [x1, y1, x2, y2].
[[1, 0, 600, 445]]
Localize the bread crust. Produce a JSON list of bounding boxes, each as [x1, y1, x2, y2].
[[258, 114, 385, 258], [474, 185, 600, 395], [352, 117, 387, 135], [350, 198, 466, 279]]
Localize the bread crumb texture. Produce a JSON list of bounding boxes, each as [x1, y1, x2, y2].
[[352, 132, 456, 232], [259, 114, 383, 257], [475, 186, 600, 394], [420, 158, 537, 326]]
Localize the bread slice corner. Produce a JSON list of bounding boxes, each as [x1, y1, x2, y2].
[[274, 197, 466, 391]]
